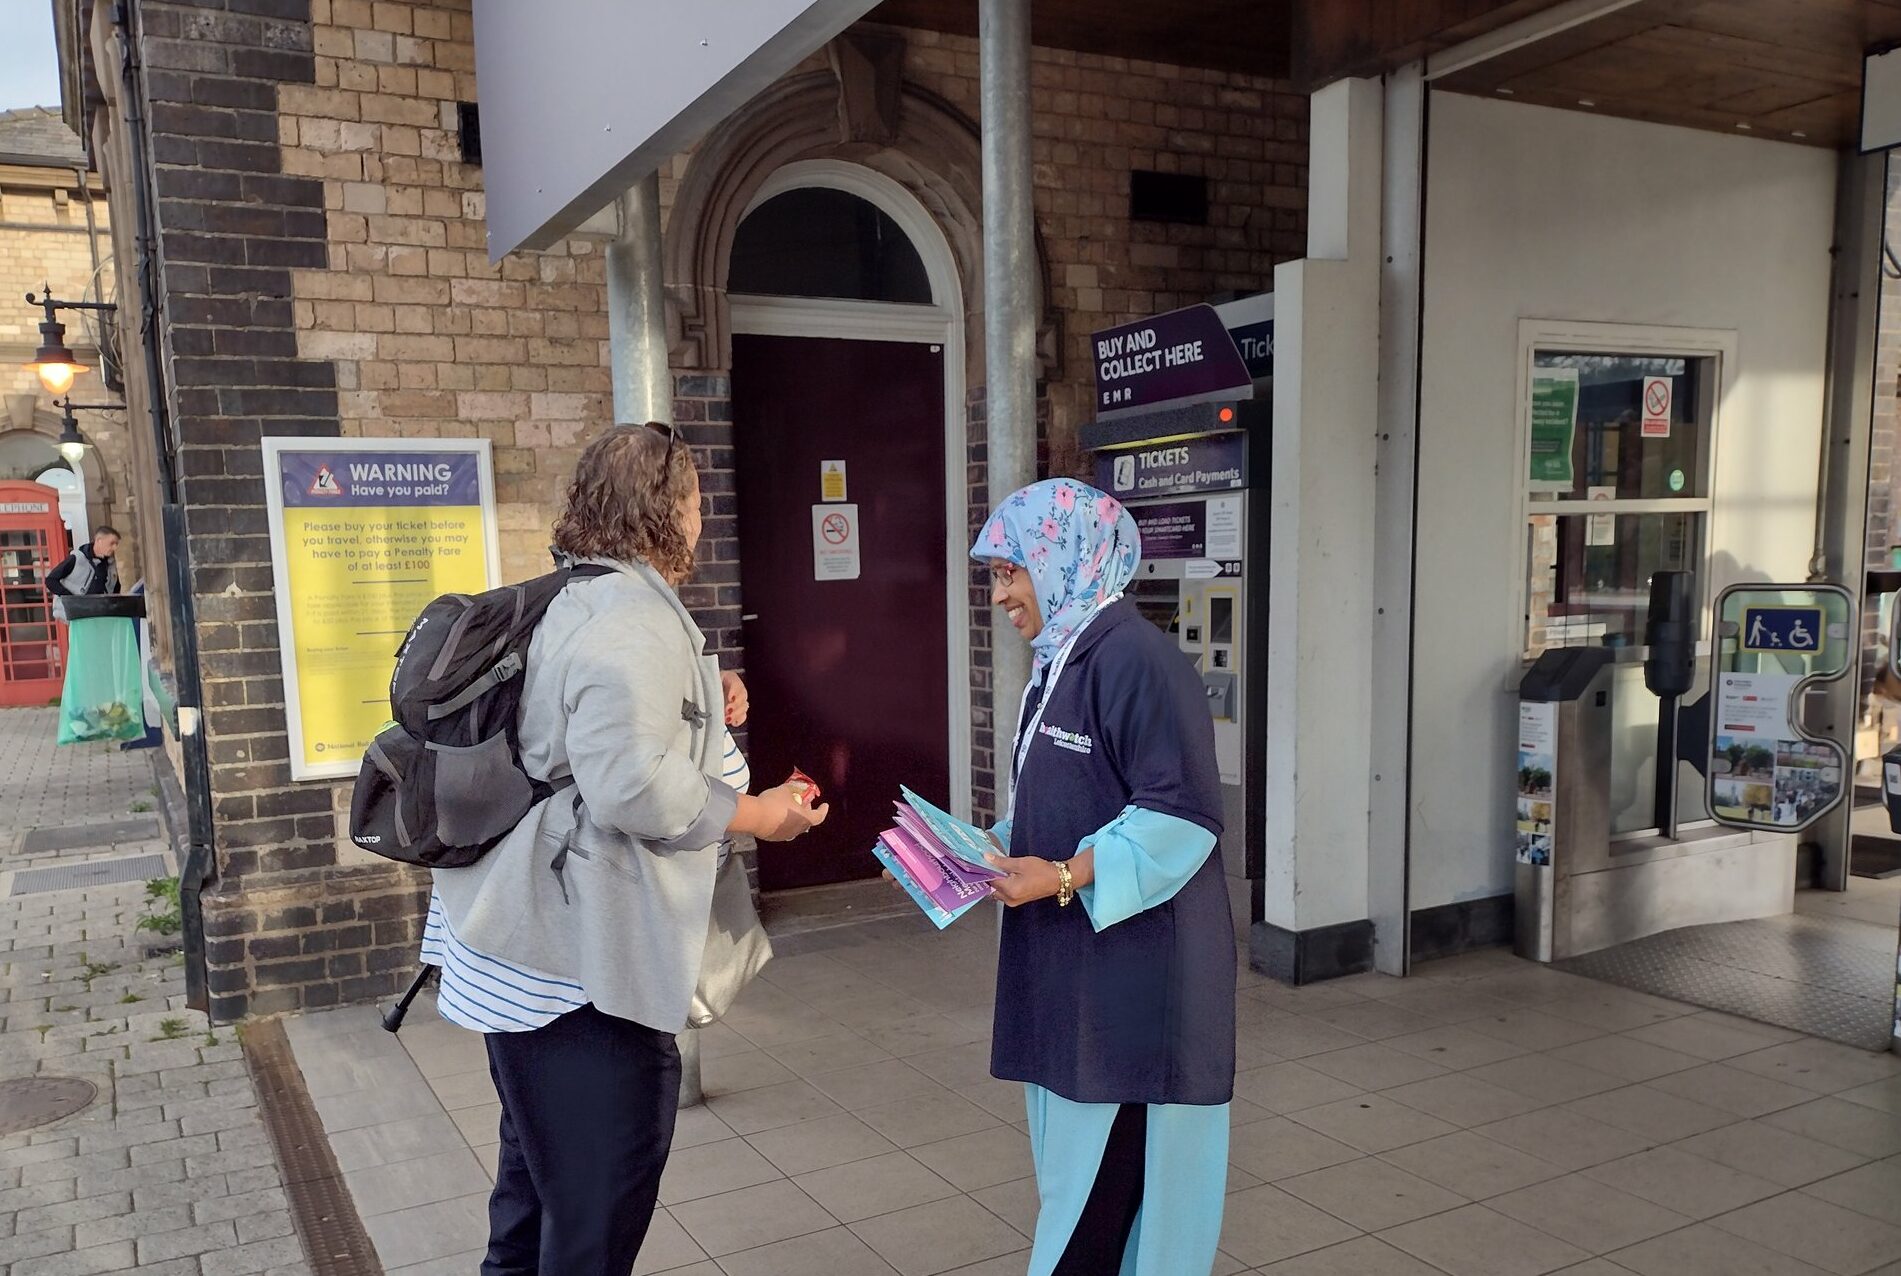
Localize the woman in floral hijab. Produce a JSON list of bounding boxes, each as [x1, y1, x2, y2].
[[972, 478, 1236, 1276], [978, 477, 1142, 676]]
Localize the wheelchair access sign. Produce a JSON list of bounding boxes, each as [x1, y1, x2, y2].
[[1739, 605, 1825, 656]]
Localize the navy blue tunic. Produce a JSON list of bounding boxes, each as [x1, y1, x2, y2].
[[992, 600, 1236, 1107]]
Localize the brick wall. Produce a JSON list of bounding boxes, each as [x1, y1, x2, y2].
[[89, 0, 1303, 1019], [894, 28, 1306, 476], [102, 0, 352, 1020]]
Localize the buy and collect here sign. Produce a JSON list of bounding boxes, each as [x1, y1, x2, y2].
[[264, 440, 499, 779]]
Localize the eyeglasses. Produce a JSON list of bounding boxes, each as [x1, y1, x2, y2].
[[989, 563, 1020, 588]]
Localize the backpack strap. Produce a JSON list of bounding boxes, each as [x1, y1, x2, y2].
[[427, 650, 525, 720]]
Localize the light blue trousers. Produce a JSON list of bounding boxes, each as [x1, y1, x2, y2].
[[1022, 1084, 1230, 1276]]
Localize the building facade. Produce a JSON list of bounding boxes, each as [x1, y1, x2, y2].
[[62, 0, 1306, 1021], [58, 0, 1901, 1052], [0, 108, 133, 575]]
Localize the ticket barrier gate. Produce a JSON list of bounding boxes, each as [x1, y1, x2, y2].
[[1513, 648, 1614, 962], [1515, 575, 1857, 961]]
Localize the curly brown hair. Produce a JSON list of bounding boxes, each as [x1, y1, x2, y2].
[[551, 424, 699, 582]]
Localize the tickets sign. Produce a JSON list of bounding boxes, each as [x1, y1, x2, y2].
[[263, 439, 500, 780]]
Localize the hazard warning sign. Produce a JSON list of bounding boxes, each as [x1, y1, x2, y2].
[[812, 503, 861, 581], [1641, 376, 1672, 440], [820, 459, 848, 502]]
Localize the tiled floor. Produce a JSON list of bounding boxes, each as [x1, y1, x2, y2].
[[284, 917, 1901, 1276], [1558, 876, 1900, 1051]]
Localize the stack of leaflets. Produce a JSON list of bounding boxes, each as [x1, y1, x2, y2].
[[872, 787, 1006, 928]]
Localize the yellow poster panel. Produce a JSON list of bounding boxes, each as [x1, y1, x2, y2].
[[281, 504, 489, 771]]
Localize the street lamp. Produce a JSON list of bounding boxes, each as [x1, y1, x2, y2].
[[53, 397, 122, 465], [24, 285, 116, 398]]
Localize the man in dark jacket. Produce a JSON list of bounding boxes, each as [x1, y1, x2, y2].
[[46, 526, 120, 621]]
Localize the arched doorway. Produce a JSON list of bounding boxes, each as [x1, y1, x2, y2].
[[730, 160, 968, 891]]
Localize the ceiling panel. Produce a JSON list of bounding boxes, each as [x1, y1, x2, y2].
[[1434, 0, 1889, 148]]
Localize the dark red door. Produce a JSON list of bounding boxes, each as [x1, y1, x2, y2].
[[734, 334, 950, 891]]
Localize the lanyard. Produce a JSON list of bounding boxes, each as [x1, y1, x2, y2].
[[1009, 594, 1121, 799]]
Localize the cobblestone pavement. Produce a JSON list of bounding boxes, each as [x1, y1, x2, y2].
[[0, 708, 311, 1276]]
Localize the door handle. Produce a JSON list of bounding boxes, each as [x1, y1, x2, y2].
[[742, 614, 760, 622]]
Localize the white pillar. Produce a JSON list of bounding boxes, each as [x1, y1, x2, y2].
[[1368, 65, 1427, 975], [1259, 78, 1384, 979]]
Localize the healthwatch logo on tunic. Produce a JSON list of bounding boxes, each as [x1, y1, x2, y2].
[[1040, 723, 1094, 755]]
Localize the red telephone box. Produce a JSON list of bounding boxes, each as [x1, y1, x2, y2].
[[0, 480, 71, 707]]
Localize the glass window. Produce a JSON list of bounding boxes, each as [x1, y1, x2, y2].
[[730, 187, 932, 304], [1529, 353, 1710, 501], [1524, 345, 1719, 838], [1527, 511, 1703, 652], [1524, 350, 1716, 661]]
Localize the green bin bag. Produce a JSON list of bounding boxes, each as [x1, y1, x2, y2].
[[58, 617, 146, 745]]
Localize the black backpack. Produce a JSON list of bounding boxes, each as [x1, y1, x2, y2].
[[349, 564, 610, 868]]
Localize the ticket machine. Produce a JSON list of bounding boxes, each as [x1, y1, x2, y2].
[[1081, 295, 1271, 939]]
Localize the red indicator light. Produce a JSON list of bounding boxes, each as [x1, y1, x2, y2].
[[1218, 407, 1234, 423]]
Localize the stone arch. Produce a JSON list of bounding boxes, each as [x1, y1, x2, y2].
[[664, 69, 1060, 382]]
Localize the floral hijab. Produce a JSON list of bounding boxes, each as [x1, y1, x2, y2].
[[972, 479, 1142, 673]]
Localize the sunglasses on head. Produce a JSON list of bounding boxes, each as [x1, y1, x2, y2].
[[644, 421, 678, 460]]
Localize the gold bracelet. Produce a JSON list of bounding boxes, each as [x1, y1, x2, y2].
[[1055, 861, 1074, 907]]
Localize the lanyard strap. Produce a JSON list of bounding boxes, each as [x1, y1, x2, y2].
[[1009, 594, 1121, 797]]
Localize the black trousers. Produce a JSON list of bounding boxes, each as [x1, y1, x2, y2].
[[1053, 1103, 1148, 1275], [480, 1004, 681, 1276]]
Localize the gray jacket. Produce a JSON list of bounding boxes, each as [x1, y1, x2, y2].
[[430, 557, 739, 1032]]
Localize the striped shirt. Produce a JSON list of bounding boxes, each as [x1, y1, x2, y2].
[[418, 729, 752, 1033], [421, 895, 586, 1032], [721, 727, 751, 794]]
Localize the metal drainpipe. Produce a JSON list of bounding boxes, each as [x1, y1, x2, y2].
[[605, 172, 705, 1107], [981, 0, 1037, 798], [112, 0, 218, 1014]]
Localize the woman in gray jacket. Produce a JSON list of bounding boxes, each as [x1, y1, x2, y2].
[[425, 423, 827, 1275]]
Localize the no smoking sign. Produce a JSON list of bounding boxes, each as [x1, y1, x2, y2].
[[1641, 376, 1672, 440], [811, 504, 861, 581]]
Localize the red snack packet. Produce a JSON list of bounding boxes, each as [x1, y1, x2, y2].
[[787, 768, 821, 807]]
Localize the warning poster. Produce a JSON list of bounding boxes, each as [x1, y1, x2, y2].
[[263, 439, 500, 780]]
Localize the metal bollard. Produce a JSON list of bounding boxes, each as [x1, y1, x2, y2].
[[677, 1026, 704, 1108]]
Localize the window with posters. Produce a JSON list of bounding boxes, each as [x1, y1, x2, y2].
[[1521, 335, 1722, 837]]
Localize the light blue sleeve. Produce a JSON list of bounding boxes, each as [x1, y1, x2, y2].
[[991, 817, 1014, 851], [1076, 805, 1217, 932]]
